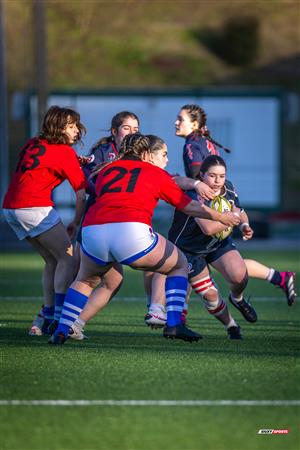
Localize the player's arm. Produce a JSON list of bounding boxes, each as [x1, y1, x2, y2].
[[181, 200, 240, 227], [194, 216, 230, 235], [195, 196, 238, 235], [161, 173, 239, 227], [236, 209, 254, 241], [189, 163, 201, 179], [173, 176, 215, 200], [66, 188, 86, 240]]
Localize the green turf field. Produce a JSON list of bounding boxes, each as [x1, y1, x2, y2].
[[0, 250, 299, 450]]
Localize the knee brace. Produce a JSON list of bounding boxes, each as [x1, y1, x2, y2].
[[202, 296, 226, 316], [191, 275, 217, 296]]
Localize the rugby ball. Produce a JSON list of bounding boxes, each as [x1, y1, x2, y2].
[[210, 196, 233, 240]]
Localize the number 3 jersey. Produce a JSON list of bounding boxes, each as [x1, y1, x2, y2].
[[83, 157, 191, 228], [3, 138, 86, 208]]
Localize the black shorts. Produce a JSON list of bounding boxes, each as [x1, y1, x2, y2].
[[186, 237, 237, 279]]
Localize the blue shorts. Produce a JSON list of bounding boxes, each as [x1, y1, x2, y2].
[[186, 237, 237, 279], [3, 207, 61, 240]]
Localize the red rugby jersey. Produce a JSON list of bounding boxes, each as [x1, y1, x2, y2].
[[3, 138, 86, 208], [83, 158, 191, 227]]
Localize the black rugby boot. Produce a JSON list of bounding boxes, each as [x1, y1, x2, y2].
[[163, 324, 202, 342], [229, 295, 257, 323]]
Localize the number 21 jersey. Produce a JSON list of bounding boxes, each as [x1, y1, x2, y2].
[[3, 138, 86, 208], [83, 157, 191, 227]]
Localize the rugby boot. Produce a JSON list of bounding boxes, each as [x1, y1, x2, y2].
[[144, 306, 166, 329], [229, 295, 257, 323], [48, 332, 67, 345], [227, 324, 242, 340], [279, 271, 297, 306], [41, 318, 53, 335], [68, 324, 89, 341], [163, 324, 201, 342], [28, 305, 44, 336]]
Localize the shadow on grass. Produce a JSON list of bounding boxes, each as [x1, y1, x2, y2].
[[1, 325, 298, 358]]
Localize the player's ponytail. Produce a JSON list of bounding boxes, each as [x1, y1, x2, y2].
[[204, 133, 231, 154], [181, 104, 231, 153]]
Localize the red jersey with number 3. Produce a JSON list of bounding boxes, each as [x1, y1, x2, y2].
[[3, 138, 86, 208], [83, 157, 192, 227]]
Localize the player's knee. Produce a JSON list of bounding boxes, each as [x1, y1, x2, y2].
[[61, 255, 77, 272], [231, 271, 248, 292], [110, 277, 123, 297], [177, 251, 188, 271], [102, 274, 124, 292], [79, 275, 100, 289], [202, 295, 226, 316], [44, 255, 57, 271]]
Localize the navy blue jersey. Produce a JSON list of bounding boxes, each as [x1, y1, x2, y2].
[[83, 141, 119, 203], [168, 180, 241, 255], [91, 141, 118, 166], [183, 132, 219, 178], [77, 141, 119, 243]]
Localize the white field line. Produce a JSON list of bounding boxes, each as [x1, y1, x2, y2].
[[0, 400, 299, 407], [0, 296, 287, 302]]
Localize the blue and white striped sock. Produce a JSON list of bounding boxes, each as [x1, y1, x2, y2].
[[56, 288, 88, 336], [54, 293, 65, 321], [165, 276, 188, 327]]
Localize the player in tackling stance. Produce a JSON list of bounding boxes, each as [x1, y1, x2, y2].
[[2, 106, 86, 335], [49, 133, 240, 344]]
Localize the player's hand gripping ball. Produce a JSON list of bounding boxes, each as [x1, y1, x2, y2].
[[210, 196, 233, 240]]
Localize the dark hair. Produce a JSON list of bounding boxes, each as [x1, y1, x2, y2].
[[90, 133, 162, 179], [90, 111, 140, 153], [181, 104, 231, 153], [40, 105, 86, 144], [200, 155, 227, 175], [145, 135, 165, 154], [119, 133, 150, 159]]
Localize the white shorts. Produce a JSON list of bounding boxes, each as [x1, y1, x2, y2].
[[81, 222, 158, 265], [3, 207, 61, 240]]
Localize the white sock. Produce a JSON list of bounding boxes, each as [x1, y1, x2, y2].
[[74, 317, 86, 329], [226, 317, 237, 329], [266, 268, 275, 282], [230, 293, 243, 304], [149, 303, 165, 314]]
